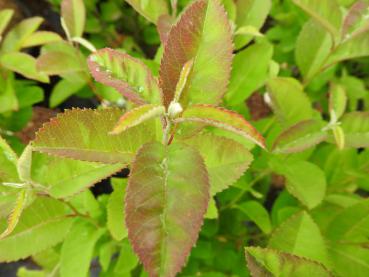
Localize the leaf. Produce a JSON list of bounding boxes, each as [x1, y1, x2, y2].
[[295, 19, 332, 81], [0, 135, 19, 183], [175, 105, 266, 148], [340, 112, 369, 148], [245, 247, 332, 277], [61, 0, 86, 38], [272, 120, 327, 153], [111, 104, 165, 135], [0, 73, 18, 113], [29, 151, 126, 198], [60, 220, 104, 277], [157, 14, 174, 44], [237, 201, 272, 234], [0, 197, 74, 262], [268, 211, 330, 267], [22, 31, 62, 48], [205, 197, 218, 219], [17, 267, 46, 277], [0, 53, 49, 83], [226, 40, 273, 105], [269, 158, 326, 209], [114, 239, 139, 274], [1, 17, 43, 52], [173, 59, 194, 103], [88, 48, 162, 105], [329, 83, 347, 120], [235, 26, 264, 37], [33, 108, 156, 163], [342, 0, 369, 36], [292, 0, 342, 39], [37, 51, 85, 76], [182, 133, 253, 195], [49, 79, 86, 108], [126, 142, 209, 276], [0, 190, 27, 239], [159, 0, 233, 108], [234, 0, 271, 48], [107, 178, 128, 241], [0, 9, 14, 36], [267, 77, 314, 127], [126, 0, 168, 24]]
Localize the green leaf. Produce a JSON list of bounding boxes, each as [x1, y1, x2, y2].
[[0, 197, 73, 262], [273, 120, 327, 154], [226, 40, 273, 105], [37, 51, 85, 76], [269, 159, 326, 209], [0, 135, 19, 183], [22, 31, 62, 48], [114, 239, 139, 274], [60, 220, 104, 277], [17, 267, 46, 277], [0, 190, 26, 240], [33, 108, 156, 163], [107, 178, 128, 241], [268, 211, 330, 267], [176, 105, 266, 148], [182, 133, 253, 195], [329, 83, 347, 120], [0, 9, 14, 36], [111, 104, 165, 135], [342, 1, 369, 37], [88, 48, 162, 105], [205, 197, 218, 219], [341, 112, 369, 148], [237, 201, 272, 234], [159, 0, 233, 108], [49, 79, 86, 108], [245, 247, 332, 277], [0, 53, 49, 83], [125, 0, 169, 24], [1, 17, 43, 52], [292, 0, 342, 39], [99, 241, 116, 272], [0, 74, 18, 113], [61, 0, 86, 38], [234, 0, 271, 48], [16, 84, 44, 109], [295, 19, 332, 81], [126, 142, 209, 276], [267, 77, 314, 127]]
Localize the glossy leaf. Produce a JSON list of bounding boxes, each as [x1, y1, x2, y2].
[[159, 0, 233, 107], [0, 9, 14, 36], [107, 178, 128, 241], [22, 31, 62, 48], [0, 197, 73, 262], [33, 108, 156, 163], [60, 220, 104, 277], [61, 0, 86, 38], [126, 142, 209, 276], [37, 51, 85, 76], [329, 83, 347, 120], [342, 1, 369, 36], [111, 104, 165, 135], [238, 201, 272, 234], [268, 211, 330, 267], [273, 120, 327, 153], [126, 0, 169, 24], [246, 247, 331, 277], [183, 133, 253, 195], [88, 48, 162, 105], [341, 112, 369, 148], [0, 53, 49, 83], [292, 0, 342, 38], [176, 105, 265, 148]]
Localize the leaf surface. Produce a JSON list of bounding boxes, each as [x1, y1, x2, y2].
[[238, 201, 271, 234], [0, 9, 14, 36], [125, 0, 169, 24], [61, 0, 85, 38], [126, 142, 209, 276], [33, 108, 156, 163], [159, 0, 233, 107], [341, 112, 369, 148]]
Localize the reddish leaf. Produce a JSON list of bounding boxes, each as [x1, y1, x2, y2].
[[159, 0, 233, 107], [157, 15, 174, 44], [126, 142, 209, 276]]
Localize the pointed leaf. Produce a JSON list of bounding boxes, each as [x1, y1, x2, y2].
[[159, 0, 233, 107], [88, 48, 162, 105], [268, 211, 330, 267], [183, 133, 253, 195], [33, 108, 156, 163], [22, 31, 62, 48], [0, 190, 27, 239], [37, 51, 85, 76], [238, 201, 272, 234], [0, 9, 14, 36], [111, 104, 165, 134], [125, 0, 169, 24], [61, 0, 86, 38], [60, 220, 104, 277], [329, 83, 347, 120], [126, 142, 209, 276], [107, 178, 128, 241], [49, 79, 86, 108], [342, 0, 369, 36], [273, 120, 327, 153], [341, 111, 369, 148], [0, 197, 74, 262], [175, 105, 265, 148], [245, 247, 332, 277], [0, 135, 19, 183]]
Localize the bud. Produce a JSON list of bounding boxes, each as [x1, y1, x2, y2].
[[168, 101, 183, 118]]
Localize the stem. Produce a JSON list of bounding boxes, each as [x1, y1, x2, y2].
[[162, 116, 172, 145]]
